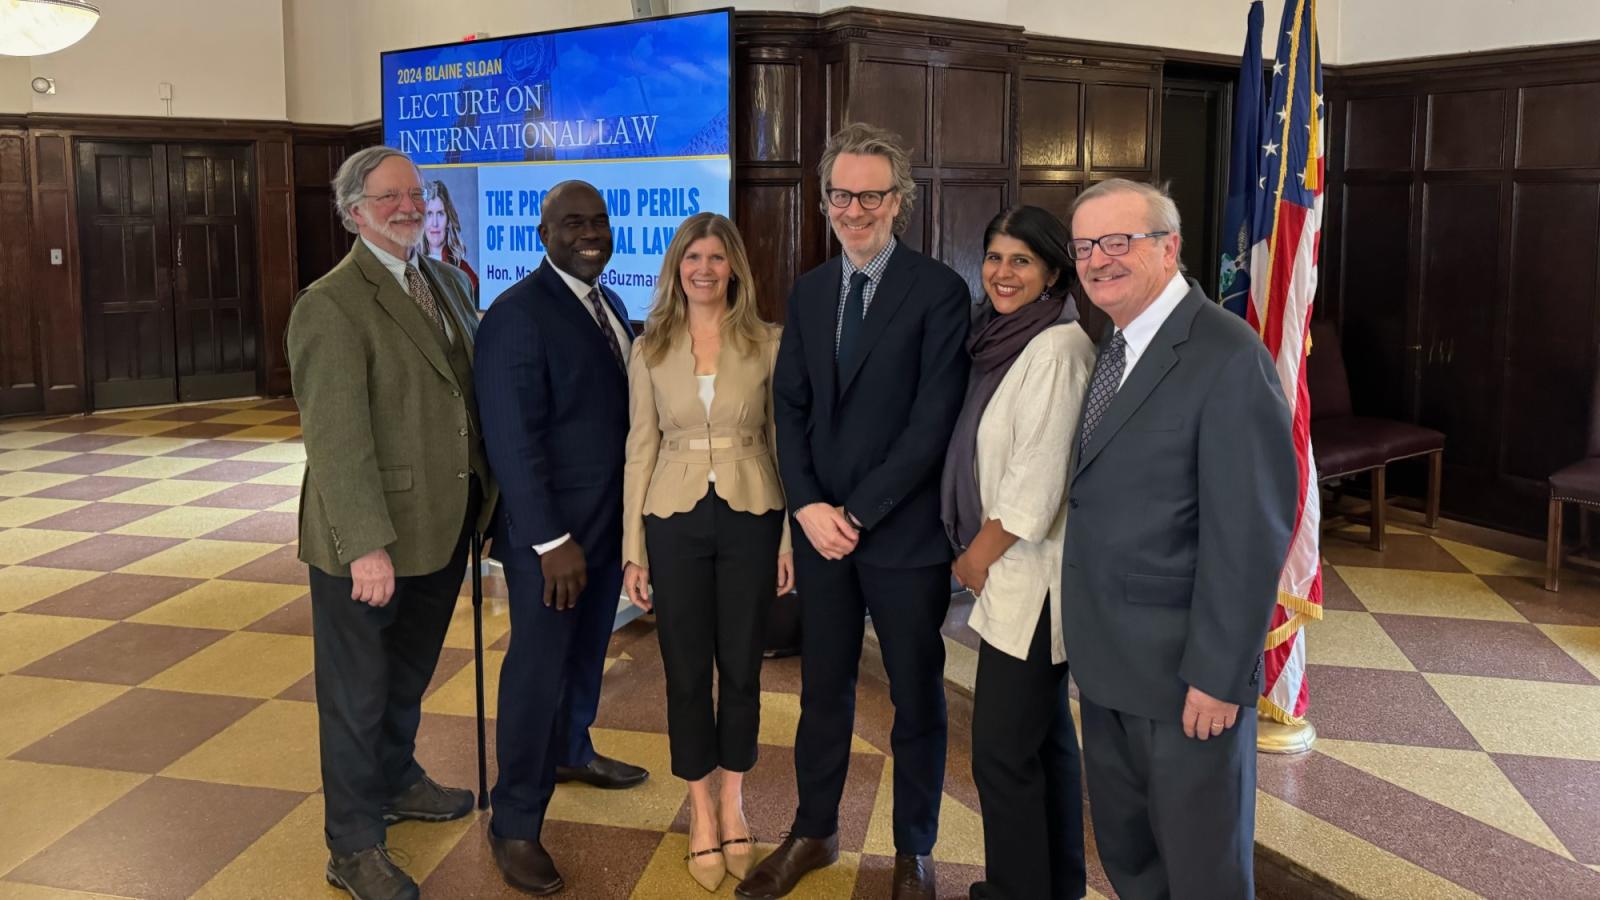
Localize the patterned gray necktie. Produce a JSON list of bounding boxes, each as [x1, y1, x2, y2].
[[586, 287, 626, 369], [404, 264, 444, 333], [1079, 331, 1127, 453]]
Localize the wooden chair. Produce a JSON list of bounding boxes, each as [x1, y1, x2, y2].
[[1546, 360, 1600, 591]]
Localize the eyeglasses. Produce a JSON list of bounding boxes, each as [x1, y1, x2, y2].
[[363, 189, 428, 207], [1066, 231, 1170, 261], [825, 188, 895, 210]]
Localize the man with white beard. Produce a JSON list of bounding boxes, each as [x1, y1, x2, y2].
[[288, 146, 497, 900]]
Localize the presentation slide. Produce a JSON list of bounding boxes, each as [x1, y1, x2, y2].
[[381, 11, 733, 318]]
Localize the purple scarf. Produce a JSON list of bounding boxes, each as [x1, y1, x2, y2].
[[941, 288, 1075, 551]]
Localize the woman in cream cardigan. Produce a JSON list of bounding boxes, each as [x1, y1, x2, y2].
[[940, 205, 1096, 900], [621, 212, 793, 892]]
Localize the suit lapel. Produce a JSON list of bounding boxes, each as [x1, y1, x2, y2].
[[838, 247, 914, 397], [1073, 287, 1205, 480], [534, 262, 628, 379], [804, 257, 842, 409], [355, 243, 458, 388]]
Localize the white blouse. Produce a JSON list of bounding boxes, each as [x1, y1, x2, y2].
[[698, 373, 717, 482]]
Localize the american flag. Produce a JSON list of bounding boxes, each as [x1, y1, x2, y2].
[[1238, 0, 1326, 725]]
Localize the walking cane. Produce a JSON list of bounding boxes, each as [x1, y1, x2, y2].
[[470, 531, 489, 810]]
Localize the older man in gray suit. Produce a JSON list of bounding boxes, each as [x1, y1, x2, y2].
[[1060, 179, 1297, 899]]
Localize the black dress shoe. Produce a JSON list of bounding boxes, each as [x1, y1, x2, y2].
[[326, 845, 419, 900], [734, 832, 839, 899], [383, 774, 474, 823], [554, 754, 649, 789], [488, 828, 564, 895], [892, 853, 936, 900]]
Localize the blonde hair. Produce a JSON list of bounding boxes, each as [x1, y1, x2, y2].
[[638, 212, 774, 367], [817, 122, 918, 234]]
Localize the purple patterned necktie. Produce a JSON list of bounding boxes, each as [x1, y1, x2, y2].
[[586, 287, 625, 369], [1079, 330, 1127, 452]]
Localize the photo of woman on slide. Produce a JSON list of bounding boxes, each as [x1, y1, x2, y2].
[[424, 179, 480, 296]]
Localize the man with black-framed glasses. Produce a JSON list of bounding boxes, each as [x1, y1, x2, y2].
[[744, 123, 970, 900], [1060, 178, 1297, 898]]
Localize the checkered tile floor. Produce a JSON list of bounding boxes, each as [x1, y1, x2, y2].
[[2, 398, 1598, 899]]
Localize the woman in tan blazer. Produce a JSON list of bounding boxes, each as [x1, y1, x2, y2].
[[622, 212, 792, 892]]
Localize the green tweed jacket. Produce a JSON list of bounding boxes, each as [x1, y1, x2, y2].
[[287, 240, 498, 577]]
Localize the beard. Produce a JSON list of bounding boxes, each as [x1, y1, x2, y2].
[[373, 212, 424, 252]]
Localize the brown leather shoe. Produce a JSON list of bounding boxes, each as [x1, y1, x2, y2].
[[892, 853, 936, 900], [733, 833, 839, 899], [554, 754, 649, 789], [488, 828, 564, 895]]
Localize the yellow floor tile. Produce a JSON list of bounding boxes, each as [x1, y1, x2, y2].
[[143, 631, 314, 698], [758, 692, 880, 754], [1426, 673, 1600, 761], [0, 471, 77, 498], [630, 834, 861, 900], [1332, 567, 1525, 621], [1305, 610, 1416, 671], [546, 729, 686, 831], [0, 430, 73, 450], [0, 566, 100, 612], [0, 675, 128, 758], [110, 506, 254, 539], [0, 760, 147, 877], [95, 455, 214, 479], [267, 497, 301, 514], [92, 405, 174, 419], [0, 497, 88, 528], [422, 650, 505, 718], [386, 813, 479, 884], [129, 579, 304, 631], [163, 700, 321, 791], [119, 539, 280, 578], [0, 882, 139, 899], [0, 613, 111, 673], [189, 794, 327, 900], [230, 426, 302, 443], [1537, 624, 1600, 682], [1313, 739, 1570, 857], [0, 528, 91, 566], [0, 449, 74, 471], [232, 443, 307, 464], [1255, 792, 1481, 900], [247, 462, 309, 484], [101, 479, 229, 507], [92, 435, 203, 457], [205, 410, 292, 426], [441, 601, 511, 651], [90, 418, 189, 437], [1434, 538, 1546, 578], [0, 528, 90, 565], [861, 759, 985, 865]]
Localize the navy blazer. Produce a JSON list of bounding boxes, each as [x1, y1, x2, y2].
[[1061, 281, 1298, 721], [475, 260, 634, 570], [773, 243, 970, 569]]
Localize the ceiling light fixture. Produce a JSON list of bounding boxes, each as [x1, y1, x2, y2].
[[0, 0, 101, 57]]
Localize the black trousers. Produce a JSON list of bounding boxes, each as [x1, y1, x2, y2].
[[970, 606, 1085, 900], [644, 491, 783, 781], [308, 513, 473, 855], [792, 553, 951, 855], [1079, 694, 1257, 900]]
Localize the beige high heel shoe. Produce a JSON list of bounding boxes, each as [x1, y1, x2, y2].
[[721, 816, 757, 880], [685, 809, 726, 892]]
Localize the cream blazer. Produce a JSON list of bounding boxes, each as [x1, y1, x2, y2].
[[965, 321, 1097, 663], [623, 326, 791, 569]]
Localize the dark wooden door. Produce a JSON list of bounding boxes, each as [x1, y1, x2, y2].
[[168, 144, 259, 401], [76, 141, 177, 409], [76, 141, 259, 409], [1159, 73, 1230, 300]]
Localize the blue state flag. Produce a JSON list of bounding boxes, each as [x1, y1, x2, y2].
[[1219, 0, 1265, 316]]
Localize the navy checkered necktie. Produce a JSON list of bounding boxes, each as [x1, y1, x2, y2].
[[1078, 331, 1127, 453]]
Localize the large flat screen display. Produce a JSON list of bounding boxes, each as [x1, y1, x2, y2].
[[381, 10, 733, 317]]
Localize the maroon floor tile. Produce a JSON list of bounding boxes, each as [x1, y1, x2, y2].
[[27, 476, 157, 502], [147, 406, 236, 422], [20, 572, 203, 619], [162, 439, 259, 459], [246, 591, 312, 635], [160, 423, 248, 440], [421, 817, 658, 899], [24, 500, 163, 532], [254, 398, 300, 412], [187, 483, 300, 510], [1320, 532, 1470, 573], [5, 776, 304, 900], [31, 433, 139, 453], [415, 712, 499, 798], [29, 452, 142, 475], [202, 510, 298, 543], [422, 647, 476, 700], [1319, 564, 1366, 611], [276, 672, 317, 702], [1484, 574, 1600, 627], [277, 413, 302, 428], [1493, 754, 1600, 865], [17, 621, 227, 684], [24, 416, 120, 433], [174, 459, 290, 483], [1374, 614, 1600, 684], [593, 639, 671, 736], [1257, 750, 1600, 899], [11, 687, 261, 772], [704, 744, 887, 854], [852, 854, 986, 899], [219, 544, 309, 584], [22, 532, 181, 571], [1302, 664, 1479, 749]]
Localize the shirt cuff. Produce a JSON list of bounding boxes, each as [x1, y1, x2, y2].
[[532, 533, 571, 555]]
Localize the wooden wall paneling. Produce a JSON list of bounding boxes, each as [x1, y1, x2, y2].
[[257, 137, 296, 396], [1342, 94, 1416, 171], [939, 180, 1008, 299], [1019, 72, 1082, 170], [1425, 89, 1507, 171], [1516, 81, 1600, 169], [1017, 182, 1081, 227], [1335, 180, 1414, 422], [939, 65, 1010, 167], [291, 139, 350, 291], [1086, 80, 1157, 175], [0, 129, 40, 415], [31, 132, 85, 414]]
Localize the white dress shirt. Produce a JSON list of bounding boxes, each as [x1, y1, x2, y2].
[[533, 263, 634, 555], [362, 237, 454, 343], [1113, 271, 1190, 388]]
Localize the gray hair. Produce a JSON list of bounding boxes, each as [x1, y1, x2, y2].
[[817, 122, 918, 233], [334, 146, 413, 234], [1072, 178, 1183, 237]]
